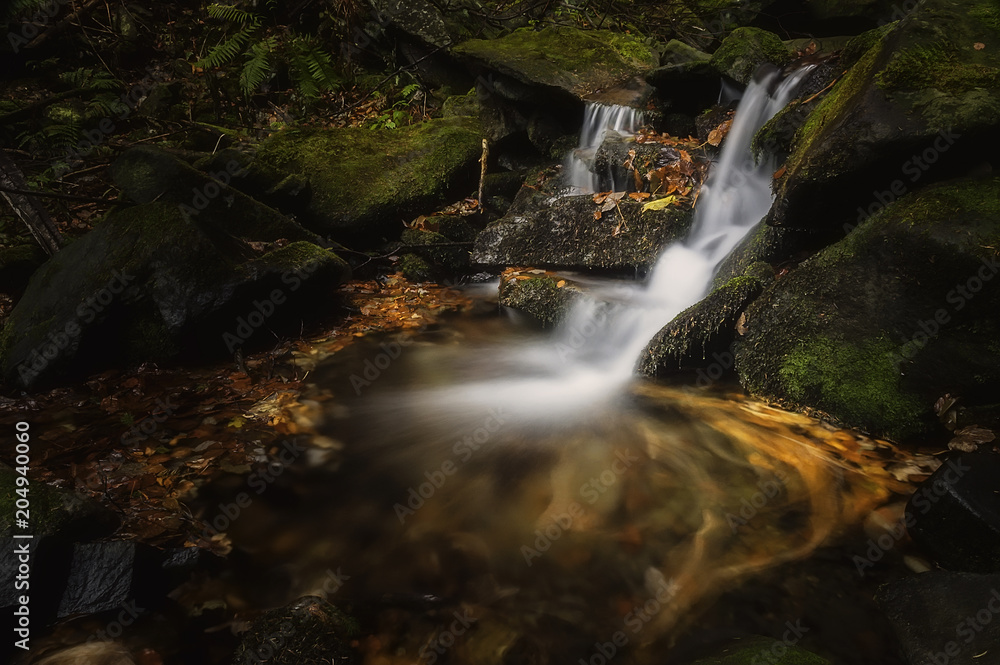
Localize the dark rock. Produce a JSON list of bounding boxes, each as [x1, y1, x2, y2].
[[498, 272, 583, 327], [233, 595, 359, 665], [57, 541, 136, 617], [710, 28, 791, 85], [0, 464, 119, 541], [638, 274, 766, 376], [371, 0, 451, 49], [0, 244, 46, 295], [452, 26, 658, 106], [472, 188, 694, 272], [906, 453, 1000, 572], [401, 228, 468, 276], [734, 176, 1000, 441], [648, 41, 719, 119], [770, 0, 1000, 232], [876, 571, 1000, 665], [0, 202, 350, 390], [250, 118, 483, 244]]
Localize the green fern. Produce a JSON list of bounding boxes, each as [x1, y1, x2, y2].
[[205, 3, 261, 25], [239, 37, 276, 95]]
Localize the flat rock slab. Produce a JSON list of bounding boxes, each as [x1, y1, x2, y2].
[[877, 571, 1000, 665]]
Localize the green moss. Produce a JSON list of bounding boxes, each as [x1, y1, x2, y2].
[[876, 42, 1000, 94], [399, 253, 433, 281], [401, 228, 467, 273], [780, 335, 923, 437], [969, 4, 1000, 30], [253, 117, 482, 239], [690, 636, 830, 664], [498, 275, 579, 327], [710, 27, 790, 84], [452, 26, 655, 94]]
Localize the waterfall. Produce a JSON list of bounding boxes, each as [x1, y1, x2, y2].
[[383, 66, 813, 422], [565, 102, 643, 194]]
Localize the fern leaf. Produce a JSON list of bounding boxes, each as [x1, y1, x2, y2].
[[196, 26, 255, 69], [239, 37, 275, 94], [206, 3, 261, 26]]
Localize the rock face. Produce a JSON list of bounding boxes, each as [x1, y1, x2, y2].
[[472, 188, 694, 272], [905, 452, 1000, 572], [876, 571, 1000, 665], [769, 0, 1000, 231], [710, 27, 791, 85], [452, 26, 658, 106], [639, 272, 767, 377], [251, 117, 483, 244], [498, 271, 583, 327], [734, 177, 1000, 441], [0, 199, 350, 390]]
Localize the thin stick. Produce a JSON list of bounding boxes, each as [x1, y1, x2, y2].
[[0, 184, 110, 204]]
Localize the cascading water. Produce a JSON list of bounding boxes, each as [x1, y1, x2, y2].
[[564, 102, 643, 194], [391, 65, 814, 422]]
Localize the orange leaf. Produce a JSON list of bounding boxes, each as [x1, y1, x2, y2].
[[773, 165, 787, 179], [974, 42, 986, 50]]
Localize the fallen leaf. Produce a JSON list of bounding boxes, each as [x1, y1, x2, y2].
[[948, 426, 995, 452], [974, 42, 985, 50], [642, 195, 678, 212], [773, 165, 787, 179], [628, 192, 651, 201], [736, 312, 748, 335], [556, 280, 566, 288]]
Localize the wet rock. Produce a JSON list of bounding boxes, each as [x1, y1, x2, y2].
[[592, 133, 682, 193], [498, 271, 583, 327], [710, 28, 791, 85], [233, 595, 359, 665], [57, 541, 136, 617], [905, 452, 1000, 572], [876, 571, 1000, 665], [734, 177, 1000, 441], [0, 201, 350, 390], [401, 228, 469, 278], [684, 635, 830, 664], [472, 188, 694, 272], [371, 0, 452, 49], [770, 0, 1000, 232], [452, 26, 658, 107], [250, 117, 483, 244], [647, 41, 717, 118], [639, 273, 766, 376]]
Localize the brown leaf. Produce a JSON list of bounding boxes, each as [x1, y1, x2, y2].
[[948, 426, 996, 452], [628, 192, 650, 201], [773, 165, 787, 179], [974, 42, 986, 50], [594, 209, 603, 220]]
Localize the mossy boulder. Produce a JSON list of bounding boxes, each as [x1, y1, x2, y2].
[[710, 28, 791, 85], [472, 188, 694, 272], [639, 273, 766, 376], [111, 146, 321, 245], [251, 117, 483, 244], [498, 271, 583, 327], [0, 244, 46, 294], [452, 26, 658, 105], [232, 595, 359, 665], [0, 202, 349, 390], [0, 464, 119, 540], [647, 40, 718, 117], [770, 0, 1000, 231], [735, 177, 1000, 441], [686, 635, 830, 664]]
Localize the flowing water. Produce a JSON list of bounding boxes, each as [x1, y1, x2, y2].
[[223, 66, 914, 663], [564, 103, 644, 194]]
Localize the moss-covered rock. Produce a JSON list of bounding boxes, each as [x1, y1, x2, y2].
[[251, 117, 483, 244], [770, 0, 1000, 231], [647, 40, 718, 117], [452, 26, 657, 105], [401, 228, 468, 277], [0, 243, 46, 294], [111, 146, 320, 245], [686, 635, 830, 664], [498, 272, 583, 327], [638, 273, 765, 376], [232, 595, 359, 665], [472, 188, 694, 271], [0, 202, 349, 390], [735, 177, 1000, 441], [0, 463, 119, 540], [710, 27, 791, 85]]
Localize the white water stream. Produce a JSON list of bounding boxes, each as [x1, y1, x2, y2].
[[383, 66, 813, 422]]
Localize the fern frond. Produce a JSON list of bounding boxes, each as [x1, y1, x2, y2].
[[239, 37, 276, 94], [196, 26, 256, 69], [205, 3, 261, 26]]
